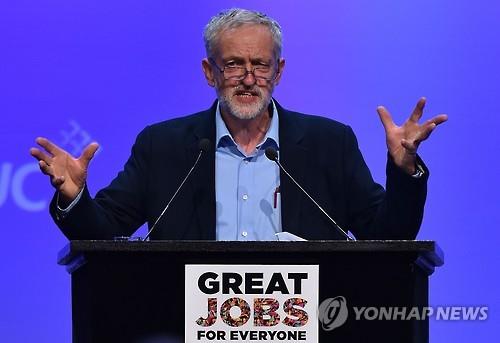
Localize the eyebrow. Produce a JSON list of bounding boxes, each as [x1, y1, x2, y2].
[[222, 57, 272, 65]]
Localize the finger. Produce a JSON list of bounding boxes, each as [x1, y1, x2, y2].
[[407, 114, 446, 144], [79, 142, 99, 165], [377, 106, 396, 132], [415, 121, 438, 142], [429, 114, 448, 126], [30, 147, 53, 165], [409, 97, 426, 123], [38, 160, 54, 176], [420, 114, 447, 139], [35, 137, 65, 156]]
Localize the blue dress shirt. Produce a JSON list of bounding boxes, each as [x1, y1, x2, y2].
[[215, 102, 281, 241]]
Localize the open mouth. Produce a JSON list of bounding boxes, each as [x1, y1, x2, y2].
[[233, 90, 260, 102]]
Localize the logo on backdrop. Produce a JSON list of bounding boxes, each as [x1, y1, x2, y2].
[[0, 120, 100, 212], [185, 264, 319, 342]]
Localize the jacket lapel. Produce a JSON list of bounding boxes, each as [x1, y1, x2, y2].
[[188, 102, 217, 240], [276, 102, 308, 236]]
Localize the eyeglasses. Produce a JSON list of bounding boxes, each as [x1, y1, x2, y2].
[[209, 58, 278, 85]]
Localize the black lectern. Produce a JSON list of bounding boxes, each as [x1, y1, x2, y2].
[[58, 240, 443, 343]]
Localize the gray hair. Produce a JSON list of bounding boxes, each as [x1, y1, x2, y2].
[[203, 8, 283, 60]]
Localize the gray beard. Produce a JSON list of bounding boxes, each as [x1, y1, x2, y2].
[[218, 90, 272, 120]]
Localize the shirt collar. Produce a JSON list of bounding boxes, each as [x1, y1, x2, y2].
[[215, 100, 280, 150]]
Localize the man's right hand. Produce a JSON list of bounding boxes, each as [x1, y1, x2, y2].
[[30, 137, 99, 204]]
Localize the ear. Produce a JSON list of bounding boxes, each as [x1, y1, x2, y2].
[[273, 58, 286, 85], [202, 58, 216, 87]]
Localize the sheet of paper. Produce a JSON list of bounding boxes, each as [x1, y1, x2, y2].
[[275, 231, 307, 241]]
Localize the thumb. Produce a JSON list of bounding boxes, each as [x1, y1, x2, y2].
[[79, 142, 99, 165], [401, 139, 418, 154]]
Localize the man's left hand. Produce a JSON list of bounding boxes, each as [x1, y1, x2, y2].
[[377, 97, 448, 174]]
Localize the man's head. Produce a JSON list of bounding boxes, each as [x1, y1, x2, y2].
[[202, 9, 285, 120]]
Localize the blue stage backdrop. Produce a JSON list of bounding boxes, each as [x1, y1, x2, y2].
[[1, 1, 498, 341]]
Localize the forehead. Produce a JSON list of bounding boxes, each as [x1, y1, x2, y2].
[[214, 24, 275, 61]]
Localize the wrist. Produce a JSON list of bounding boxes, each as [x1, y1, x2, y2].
[[58, 185, 83, 205]]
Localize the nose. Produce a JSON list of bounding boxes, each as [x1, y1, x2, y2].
[[241, 70, 257, 86]]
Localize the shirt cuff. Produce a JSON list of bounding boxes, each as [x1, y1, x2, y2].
[[411, 163, 426, 178], [57, 187, 85, 214]]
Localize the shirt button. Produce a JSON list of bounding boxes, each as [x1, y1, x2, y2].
[[242, 194, 248, 200], [244, 160, 249, 164], [241, 231, 248, 237]]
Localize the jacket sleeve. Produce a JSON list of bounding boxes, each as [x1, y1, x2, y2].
[[49, 127, 152, 240], [343, 126, 428, 240]]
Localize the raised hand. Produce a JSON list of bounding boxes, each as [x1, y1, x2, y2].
[[30, 137, 99, 203], [377, 97, 448, 174]]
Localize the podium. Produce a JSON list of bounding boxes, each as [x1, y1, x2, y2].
[[58, 240, 443, 343]]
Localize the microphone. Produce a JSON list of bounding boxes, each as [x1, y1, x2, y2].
[[142, 138, 211, 241], [265, 147, 355, 241]]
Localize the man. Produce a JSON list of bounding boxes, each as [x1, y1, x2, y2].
[[30, 8, 447, 241]]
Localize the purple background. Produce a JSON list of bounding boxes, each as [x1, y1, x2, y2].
[[1, 1, 498, 341]]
